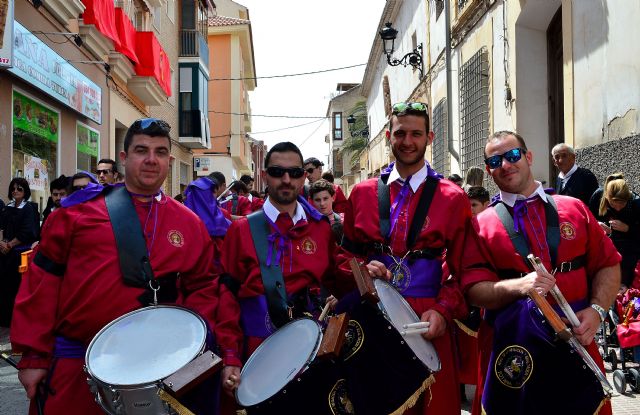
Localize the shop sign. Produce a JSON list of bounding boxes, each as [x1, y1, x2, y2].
[[77, 123, 99, 157], [0, 0, 13, 67], [8, 22, 102, 124], [24, 154, 49, 192], [13, 91, 59, 143]]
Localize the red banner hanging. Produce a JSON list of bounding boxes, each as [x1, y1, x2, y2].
[[114, 8, 138, 64], [81, 0, 120, 48], [135, 31, 172, 97]]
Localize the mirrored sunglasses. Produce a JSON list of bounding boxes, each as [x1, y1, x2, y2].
[[484, 148, 526, 169], [266, 166, 305, 179], [392, 102, 428, 114], [135, 118, 171, 132]]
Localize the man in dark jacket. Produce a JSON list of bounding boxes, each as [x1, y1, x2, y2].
[[552, 143, 599, 205]]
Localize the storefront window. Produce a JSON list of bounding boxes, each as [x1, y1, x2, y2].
[[77, 123, 99, 173], [12, 91, 58, 214]]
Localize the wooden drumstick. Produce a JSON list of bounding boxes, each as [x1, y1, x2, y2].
[[401, 327, 429, 336], [318, 302, 332, 322], [403, 322, 430, 329]]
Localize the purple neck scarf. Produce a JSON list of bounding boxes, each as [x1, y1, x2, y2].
[[512, 195, 541, 234], [388, 176, 412, 238], [184, 177, 231, 237]]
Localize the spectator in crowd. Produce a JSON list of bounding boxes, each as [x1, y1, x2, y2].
[[41, 175, 69, 227], [448, 173, 463, 187], [70, 171, 99, 193], [463, 166, 484, 191], [589, 173, 640, 289], [321, 171, 335, 183], [309, 179, 343, 242], [466, 186, 490, 217], [551, 143, 599, 205], [239, 174, 254, 191], [0, 178, 39, 328], [303, 157, 348, 213], [96, 158, 118, 185]]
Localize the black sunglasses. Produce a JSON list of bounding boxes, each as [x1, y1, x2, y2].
[[484, 148, 526, 169], [266, 166, 305, 179], [305, 167, 316, 174], [96, 169, 112, 175], [12, 186, 24, 192]]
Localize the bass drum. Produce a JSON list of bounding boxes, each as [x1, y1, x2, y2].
[[85, 306, 207, 414]]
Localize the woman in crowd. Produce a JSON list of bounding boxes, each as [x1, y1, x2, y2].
[[463, 166, 484, 191], [0, 178, 39, 327], [589, 173, 640, 289]]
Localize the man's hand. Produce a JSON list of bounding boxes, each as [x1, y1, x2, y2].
[[419, 309, 446, 340], [18, 368, 48, 399], [366, 260, 391, 281], [519, 269, 556, 296], [572, 307, 601, 346], [221, 365, 241, 397]]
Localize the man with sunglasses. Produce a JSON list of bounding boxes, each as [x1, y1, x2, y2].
[[11, 118, 222, 415], [460, 130, 621, 415], [96, 158, 118, 185], [215, 142, 335, 404], [333, 101, 472, 415], [303, 157, 348, 213]]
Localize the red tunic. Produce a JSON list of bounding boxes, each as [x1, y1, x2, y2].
[[221, 195, 252, 216], [461, 195, 621, 415], [11, 194, 219, 415], [334, 176, 474, 415], [215, 210, 335, 367], [249, 195, 265, 212]]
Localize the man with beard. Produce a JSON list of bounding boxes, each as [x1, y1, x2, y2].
[[215, 142, 335, 403], [41, 175, 69, 227], [461, 131, 620, 415], [332, 102, 472, 415]]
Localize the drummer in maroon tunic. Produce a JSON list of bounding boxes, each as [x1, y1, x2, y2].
[[11, 119, 221, 415], [215, 142, 335, 400], [333, 102, 472, 415], [461, 130, 621, 415]]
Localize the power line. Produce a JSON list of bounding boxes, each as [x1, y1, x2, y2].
[[297, 119, 328, 148], [208, 118, 326, 139], [209, 110, 327, 119], [209, 63, 366, 81]]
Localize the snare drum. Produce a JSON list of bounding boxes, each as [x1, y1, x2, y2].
[[85, 306, 207, 415], [339, 279, 440, 414], [236, 318, 348, 415]]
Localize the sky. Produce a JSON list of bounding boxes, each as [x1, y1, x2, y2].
[[234, 0, 386, 166]]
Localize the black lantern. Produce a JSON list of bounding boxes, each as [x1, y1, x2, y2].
[[346, 111, 369, 139], [378, 22, 423, 78]]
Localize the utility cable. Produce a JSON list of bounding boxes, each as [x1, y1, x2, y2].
[[210, 63, 366, 81], [209, 110, 327, 119]]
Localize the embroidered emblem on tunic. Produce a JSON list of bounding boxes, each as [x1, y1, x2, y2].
[[390, 261, 412, 292], [421, 216, 431, 232], [329, 378, 355, 415], [341, 320, 364, 361], [167, 230, 184, 247], [559, 222, 576, 240], [494, 345, 533, 388], [301, 237, 317, 254]]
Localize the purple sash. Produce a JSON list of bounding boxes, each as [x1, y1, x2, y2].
[[53, 336, 86, 359], [369, 255, 442, 298], [239, 296, 277, 338]]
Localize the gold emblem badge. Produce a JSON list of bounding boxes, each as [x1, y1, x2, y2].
[[494, 345, 533, 388], [341, 320, 364, 361], [559, 222, 576, 240], [167, 230, 184, 247], [300, 237, 317, 254], [329, 379, 355, 415]]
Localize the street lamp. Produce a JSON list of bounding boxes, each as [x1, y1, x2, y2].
[[346, 113, 369, 139], [379, 22, 423, 78]]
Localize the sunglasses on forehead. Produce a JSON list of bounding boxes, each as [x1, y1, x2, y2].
[[266, 166, 305, 179], [484, 148, 527, 169], [135, 118, 171, 132], [392, 102, 428, 114]]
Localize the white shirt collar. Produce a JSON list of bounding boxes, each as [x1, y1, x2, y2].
[[263, 197, 307, 225], [558, 163, 578, 180], [8, 199, 27, 208], [499, 181, 548, 207], [386, 161, 428, 192]]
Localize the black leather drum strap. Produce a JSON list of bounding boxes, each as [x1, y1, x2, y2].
[[494, 195, 560, 269], [377, 177, 390, 239], [407, 177, 438, 250], [105, 186, 154, 288], [247, 211, 290, 328]]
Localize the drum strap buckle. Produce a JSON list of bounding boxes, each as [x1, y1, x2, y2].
[[149, 280, 160, 306]]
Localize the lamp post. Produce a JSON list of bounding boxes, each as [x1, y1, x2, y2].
[[379, 22, 423, 78], [346, 113, 369, 139]]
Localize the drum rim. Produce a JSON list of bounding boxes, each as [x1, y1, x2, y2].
[[373, 278, 442, 372], [85, 305, 207, 387], [235, 317, 323, 407]]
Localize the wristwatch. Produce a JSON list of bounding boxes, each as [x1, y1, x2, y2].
[[591, 303, 607, 322]]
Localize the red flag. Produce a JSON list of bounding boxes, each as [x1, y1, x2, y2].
[[114, 8, 138, 64], [135, 32, 172, 97], [81, 0, 120, 48]]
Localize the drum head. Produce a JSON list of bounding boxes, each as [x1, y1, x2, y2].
[[236, 318, 322, 407], [86, 306, 206, 386], [374, 279, 441, 372]]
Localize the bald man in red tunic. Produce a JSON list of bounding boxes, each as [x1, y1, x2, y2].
[[332, 102, 473, 415], [11, 119, 221, 415]]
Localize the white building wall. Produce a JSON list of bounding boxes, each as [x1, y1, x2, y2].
[[572, 0, 640, 146]]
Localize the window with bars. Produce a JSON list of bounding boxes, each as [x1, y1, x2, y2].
[[459, 47, 489, 173], [431, 98, 448, 175]]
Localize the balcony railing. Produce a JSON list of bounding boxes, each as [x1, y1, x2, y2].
[[180, 29, 209, 67]]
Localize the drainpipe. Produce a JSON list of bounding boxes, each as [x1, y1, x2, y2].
[[445, 0, 460, 163]]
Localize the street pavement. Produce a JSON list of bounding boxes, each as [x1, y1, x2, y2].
[[1, 328, 638, 414]]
